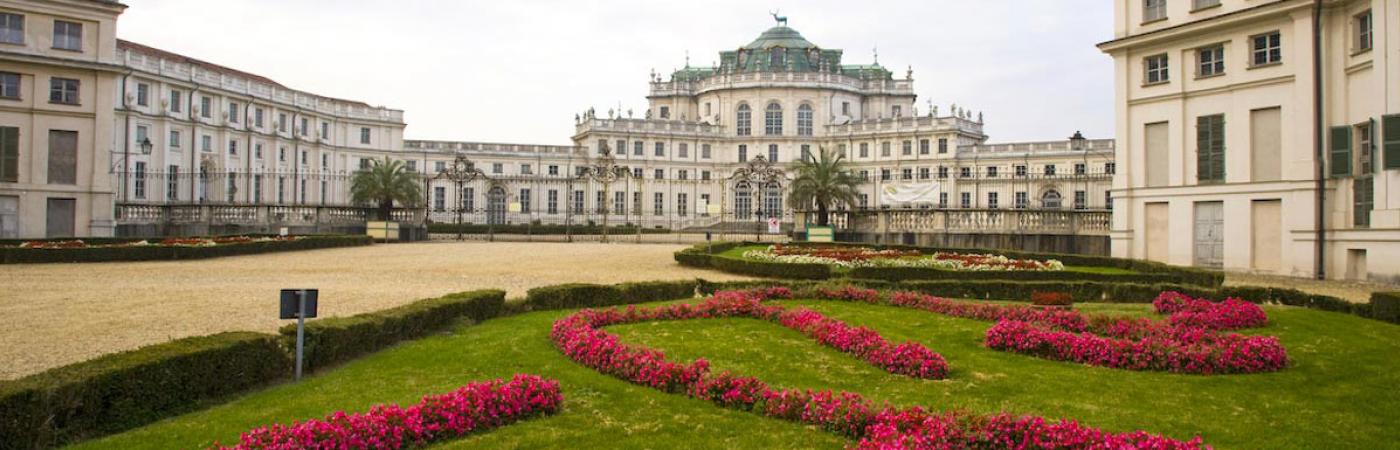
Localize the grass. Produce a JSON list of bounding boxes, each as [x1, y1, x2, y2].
[[72, 299, 1400, 450], [719, 244, 1137, 275]]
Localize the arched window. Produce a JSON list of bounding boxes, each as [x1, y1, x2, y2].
[[1041, 190, 1062, 209], [797, 104, 813, 136], [765, 102, 783, 136], [734, 180, 752, 220], [763, 182, 783, 220], [736, 104, 751, 136]]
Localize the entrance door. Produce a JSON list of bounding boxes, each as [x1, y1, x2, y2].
[[486, 186, 506, 225], [0, 195, 17, 238], [1193, 201, 1224, 268], [46, 198, 75, 238]]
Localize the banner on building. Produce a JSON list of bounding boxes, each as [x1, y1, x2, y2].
[[879, 182, 940, 205]]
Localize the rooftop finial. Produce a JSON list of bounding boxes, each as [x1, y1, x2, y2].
[[873, 45, 879, 65], [769, 10, 787, 27], [684, 50, 690, 68]]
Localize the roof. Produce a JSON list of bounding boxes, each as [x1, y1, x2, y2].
[[117, 39, 375, 109], [742, 26, 817, 50]]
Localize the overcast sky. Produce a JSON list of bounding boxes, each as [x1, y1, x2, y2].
[[117, 0, 1114, 145]]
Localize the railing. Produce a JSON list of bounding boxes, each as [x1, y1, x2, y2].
[[649, 71, 915, 97], [824, 208, 1111, 236], [825, 115, 983, 135], [116, 204, 427, 227], [575, 118, 727, 136]]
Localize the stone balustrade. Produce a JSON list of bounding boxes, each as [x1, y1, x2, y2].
[[823, 208, 1111, 236]]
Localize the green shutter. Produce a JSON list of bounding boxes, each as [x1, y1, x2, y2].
[[1196, 115, 1225, 183], [0, 127, 17, 182], [1329, 126, 1351, 177], [1384, 114, 1400, 170], [1211, 116, 1226, 181]]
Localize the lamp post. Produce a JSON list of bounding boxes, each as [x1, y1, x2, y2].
[[579, 143, 629, 243], [435, 154, 487, 241]]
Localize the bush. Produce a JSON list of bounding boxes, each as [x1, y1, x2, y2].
[[0, 235, 371, 264], [617, 280, 697, 304], [1373, 292, 1400, 324], [710, 254, 832, 280], [0, 332, 288, 450], [281, 290, 505, 371], [525, 280, 698, 311], [1030, 291, 1074, 306]]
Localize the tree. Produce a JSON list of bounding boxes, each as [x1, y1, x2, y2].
[[787, 146, 859, 226], [350, 157, 422, 221]]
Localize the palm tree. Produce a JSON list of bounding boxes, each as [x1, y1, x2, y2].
[[350, 157, 422, 221], [787, 146, 860, 226]]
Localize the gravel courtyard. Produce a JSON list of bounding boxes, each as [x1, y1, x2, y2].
[[0, 242, 750, 380]]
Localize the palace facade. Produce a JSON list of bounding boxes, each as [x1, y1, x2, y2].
[[1099, 0, 1398, 281]]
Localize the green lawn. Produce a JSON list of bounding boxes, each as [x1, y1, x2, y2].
[[72, 300, 1400, 449]]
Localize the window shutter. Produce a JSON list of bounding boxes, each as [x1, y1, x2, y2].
[[1211, 116, 1226, 181], [1196, 115, 1225, 182], [1197, 116, 1211, 182], [1383, 114, 1400, 170], [1329, 126, 1352, 177], [0, 127, 17, 182]]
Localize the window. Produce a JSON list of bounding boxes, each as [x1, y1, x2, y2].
[[49, 78, 79, 104], [464, 187, 475, 211], [859, 143, 869, 158], [278, 113, 287, 132], [548, 165, 558, 176], [764, 102, 782, 135], [166, 166, 179, 200], [200, 96, 211, 118], [632, 167, 642, 179], [300, 150, 307, 165], [1356, 121, 1374, 176], [654, 192, 664, 216], [881, 142, 890, 157], [959, 167, 971, 178], [938, 138, 948, 154], [1105, 162, 1117, 174], [678, 170, 688, 180], [520, 189, 531, 213], [986, 166, 998, 178], [0, 13, 22, 44], [169, 90, 182, 112], [677, 193, 688, 216], [1044, 164, 1057, 176], [937, 192, 947, 208], [320, 152, 327, 168], [654, 169, 664, 180], [655, 142, 664, 157], [800, 144, 811, 161], [1143, 0, 1166, 22], [320, 122, 328, 139], [547, 190, 559, 214], [1042, 190, 1062, 209], [1355, 10, 1372, 52], [919, 139, 929, 155], [880, 169, 891, 181], [0, 127, 16, 182], [572, 190, 583, 213], [360, 127, 371, 144], [960, 192, 971, 208], [701, 144, 711, 159], [300, 118, 308, 136], [1384, 115, 1400, 170], [201, 135, 212, 153], [1105, 191, 1113, 210], [279, 147, 287, 162], [227, 140, 238, 156], [678, 143, 688, 158], [1014, 165, 1027, 177], [613, 191, 625, 215], [1198, 45, 1224, 77], [859, 170, 869, 181], [768, 144, 778, 162], [1197, 114, 1226, 183], [226, 172, 237, 203], [52, 20, 81, 51], [47, 130, 76, 185], [1074, 163, 1086, 175], [134, 125, 148, 152], [521, 163, 532, 175], [615, 140, 625, 157], [1015, 192, 1028, 209], [902, 140, 912, 156], [276, 177, 285, 204], [892, 105, 902, 118], [797, 104, 813, 136], [492, 163, 502, 174], [837, 144, 847, 157], [987, 192, 998, 209], [135, 83, 148, 106], [901, 168, 913, 180], [320, 180, 327, 205], [228, 102, 239, 123], [254, 108, 264, 128], [1074, 190, 1087, 210], [1144, 54, 1169, 84], [701, 170, 712, 181], [937, 166, 948, 179], [841, 102, 850, 116], [738, 144, 747, 162], [1251, 32, 1282, 66], [633, 141, 643, 156], [704, 103, 711, 116], [169, 130, 181, 148], [659, 106, 669, 119], [736, 104, 751, 136], [1193, 0, 1220, 10], [918, 167, 930, 180], [433, 187, 446, 211]]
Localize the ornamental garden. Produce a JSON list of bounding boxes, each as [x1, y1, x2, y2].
[[2, 240, 1399, 449]]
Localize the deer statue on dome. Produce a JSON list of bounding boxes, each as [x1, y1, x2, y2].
[[770, 11, 787, 27]]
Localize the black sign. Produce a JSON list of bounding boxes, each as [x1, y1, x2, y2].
[[279, 289, 319, 319]]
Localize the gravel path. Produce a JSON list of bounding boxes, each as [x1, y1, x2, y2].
[[0, 242, 750, 380], [1225, 273, 1395, 304]]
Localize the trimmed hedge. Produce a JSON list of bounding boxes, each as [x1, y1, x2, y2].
[[1372, 292, 1400, 324], [0, 235, 372, 264], [427, 223, 671, 235], [0, 332, 288, 450], [524, 280, 698, 311], [849, 266, 1183, 285], [280, 290, 505, 372]]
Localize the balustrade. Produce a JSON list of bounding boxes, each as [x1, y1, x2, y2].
[[825, 209, 1110, 236]]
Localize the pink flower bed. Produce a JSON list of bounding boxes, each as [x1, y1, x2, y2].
[[552, 289, 1208, 448], [212, 374, 562, 450], [810, 288, 1288, 375]]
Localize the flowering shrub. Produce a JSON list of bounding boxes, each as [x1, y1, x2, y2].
[[11, 236, 300, 249], [1030, 291, 1074, 307], [1154, 291, 1268, 330], [552, 289, 1208, 448], [743, 245, 1064, 271], [818, 285, 883, 303], [212, 374, 563, 450]]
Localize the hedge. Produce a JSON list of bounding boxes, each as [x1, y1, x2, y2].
[[849, 266, 1184, 285], [524, 280, 698, 311], [0, 332, 288, 450], [280, 290, 505, 372], [0, 235, 372, 264], [427, 223, 671, 235], [1373, 292, 1400, 324]]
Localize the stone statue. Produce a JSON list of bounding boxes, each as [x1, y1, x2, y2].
[[608, 108, 615, 119], [932, 105, 938, 116], [627, 109, 633, 118], [645, 109, 652, 119], [978, 111, 983, 123], [574, 113, 580, 124]]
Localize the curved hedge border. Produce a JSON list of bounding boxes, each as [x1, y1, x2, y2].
[[675, 241, 1223, 287], [428, 223, 672, 235], [0, 235, 372, 264], [0, 332, 289, 450]]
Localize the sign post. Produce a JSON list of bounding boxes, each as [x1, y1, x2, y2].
[[279, 289, 319, 381]]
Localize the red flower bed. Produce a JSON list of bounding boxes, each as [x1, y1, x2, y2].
[[212, 374, 562, 450], [1030, 291, 1074, 307], [552, 289, 1208, 448], [819, 286, 883, 304], [1154, 291, 1268, 330], [770, 244, 922, 262]]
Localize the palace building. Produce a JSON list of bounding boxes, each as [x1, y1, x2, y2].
[[1099, 0, 1398, 281]]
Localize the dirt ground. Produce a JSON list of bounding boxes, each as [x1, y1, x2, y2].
[[0, 242, 750, 380], [1225, 272, 1394, 304]]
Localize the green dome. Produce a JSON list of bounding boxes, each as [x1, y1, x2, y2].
[[743, 26, 817, 50]]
